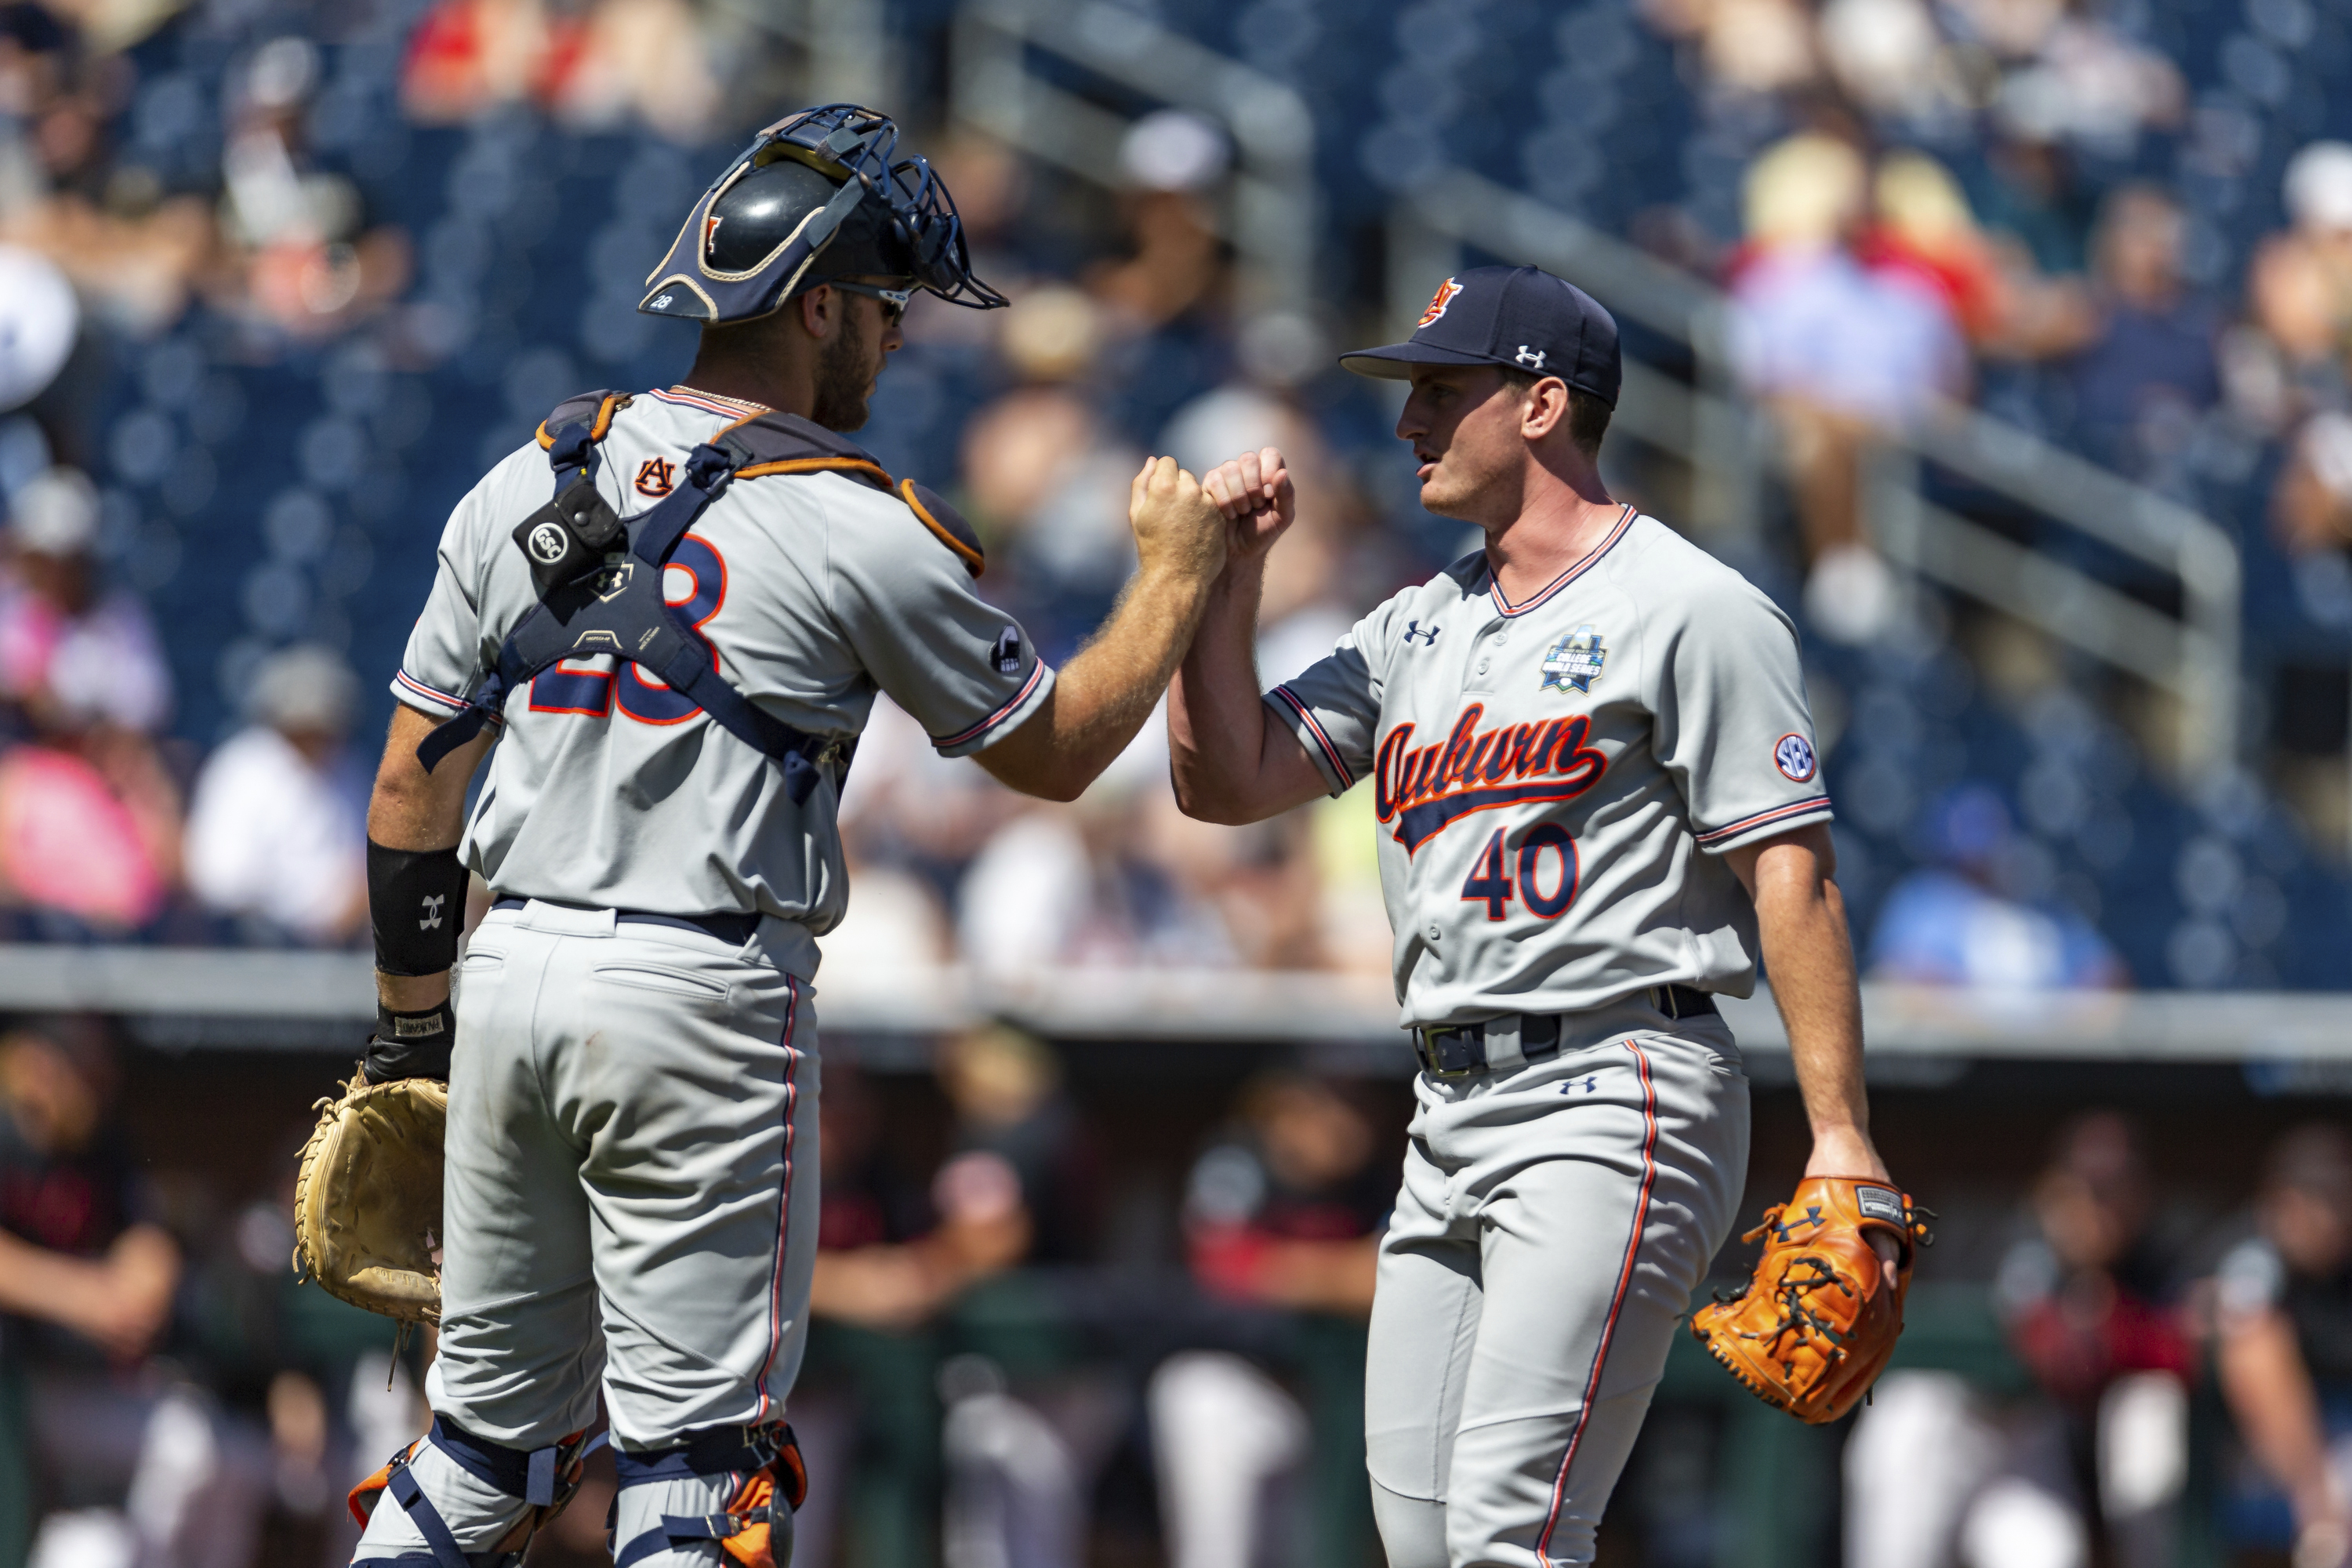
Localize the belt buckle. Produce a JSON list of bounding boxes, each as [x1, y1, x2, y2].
[[1416, 1025, 1482, 1079]]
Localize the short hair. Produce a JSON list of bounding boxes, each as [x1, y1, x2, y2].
[[1499, 366, 1611, 457]]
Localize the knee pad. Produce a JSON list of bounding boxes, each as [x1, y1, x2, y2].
[[350, 1418, 604, 1568], [612, 1421, 806, 1568]]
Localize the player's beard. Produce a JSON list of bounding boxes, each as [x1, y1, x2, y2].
[[811, 317, 880, 431]]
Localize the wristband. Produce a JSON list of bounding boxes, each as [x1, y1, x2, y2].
[[363, 1002, 456, 1083], [368, 839, 468, 976]]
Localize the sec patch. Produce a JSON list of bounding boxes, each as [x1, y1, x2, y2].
[[1774, 733, 1817, 782]]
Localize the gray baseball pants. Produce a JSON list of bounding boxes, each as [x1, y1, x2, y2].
[[1366, 999, 1750, 1568], [353, 900, 820, 1566]]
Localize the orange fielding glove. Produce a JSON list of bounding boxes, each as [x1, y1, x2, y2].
[[1690, 1177, 1932, 1425]]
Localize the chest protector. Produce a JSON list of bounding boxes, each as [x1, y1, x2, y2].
[[416, 391, 982, 804]]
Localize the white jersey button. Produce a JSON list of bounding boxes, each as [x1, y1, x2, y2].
[[1427, 923, 1443, 941]]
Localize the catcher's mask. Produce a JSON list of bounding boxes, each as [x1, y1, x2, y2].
[[639, 103, 1008, 325]]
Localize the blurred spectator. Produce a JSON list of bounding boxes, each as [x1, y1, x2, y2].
[[0, 467, 169, 735], [2214, 1124, 2352, 1568], [1087, 111, 1230, 332], [1869, 784, 2125, 989], [213, 36, 410, 343], [1864, 151, 2092, 361], [402, 0, 719, 140], [2249, 143, 2352, 403], [1726, 133, 1967, 643], [0, 1020, 270, 1568], [2060, 185, 2219, 481], [1849, 1112, 2191, 1568], [1152, 1071, 1387, 1568], [799, 1058, 1031, 1568], [960, 285, 1142, 631], [184, 644, 368, 945], [929, 1028, 1120, 1568], [2274, 409, 2352, 557], [1636, 0, 1820, 98]]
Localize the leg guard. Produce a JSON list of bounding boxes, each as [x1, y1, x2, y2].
[[349, 1418, 604, 1568], [612, 1422, 806, 1568]]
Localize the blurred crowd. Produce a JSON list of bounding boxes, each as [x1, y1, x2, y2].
[[0, 1012, 1403, 1568], [0, 0, 2299, 985], [13, 1009, 2352, 1568]]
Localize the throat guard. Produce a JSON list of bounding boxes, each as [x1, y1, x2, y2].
[[415, 390, 981, 801]]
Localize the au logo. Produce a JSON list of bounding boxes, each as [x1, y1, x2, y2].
[[702, 212, 724, 258], [1540, 625, 1606, 694], [636, 456, 677, 498], [1418, 278, 1462, 328]]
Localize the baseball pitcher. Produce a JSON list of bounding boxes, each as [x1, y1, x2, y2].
[[1168, 266, 1918, 1568], [329, 105, 1230, 1568]]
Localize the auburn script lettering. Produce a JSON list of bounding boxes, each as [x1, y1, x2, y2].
[[1374, 704, 1609, 852]]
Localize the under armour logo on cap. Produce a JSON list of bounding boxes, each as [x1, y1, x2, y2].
[[1515, 347, 1546, 368]]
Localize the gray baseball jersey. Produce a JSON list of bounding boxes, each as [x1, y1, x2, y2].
[[1266, 506, 1830, 1026], [392, 386, 1054, 974]]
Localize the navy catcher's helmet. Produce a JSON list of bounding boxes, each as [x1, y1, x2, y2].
[[639, 103, 1007, 325]]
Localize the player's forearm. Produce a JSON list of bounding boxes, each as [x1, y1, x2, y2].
[[983, 564, 1214, 802], [1169, 558, 1274, 820], [1746, 833, 1884, 1178], [369, 704, 492, 1009]]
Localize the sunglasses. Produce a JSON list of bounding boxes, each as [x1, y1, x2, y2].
[[827, 280, 914, 323]]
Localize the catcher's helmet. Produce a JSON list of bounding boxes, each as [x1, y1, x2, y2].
[[640, 103, 1007, 325]]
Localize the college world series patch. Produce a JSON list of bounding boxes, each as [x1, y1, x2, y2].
[[1774, 733, 1817, 782], [1540, 626, 1606, 694]]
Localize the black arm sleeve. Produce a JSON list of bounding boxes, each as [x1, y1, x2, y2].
[[368, 840, 469, 976]]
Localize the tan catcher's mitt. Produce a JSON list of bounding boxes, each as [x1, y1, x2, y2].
[[1690, 1176, 1931, 1424], [292, 1071, 448, 1323]]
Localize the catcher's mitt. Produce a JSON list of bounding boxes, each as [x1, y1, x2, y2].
[[1690, 1176, 1930, 1425], [292, 1070, 448, 1323]]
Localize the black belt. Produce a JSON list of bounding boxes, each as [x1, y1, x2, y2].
[[1412, 985, 1717, 1080], [490, 898, 760, 946]]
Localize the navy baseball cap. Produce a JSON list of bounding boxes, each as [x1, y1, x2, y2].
[[1340, 265, 1621, 408]]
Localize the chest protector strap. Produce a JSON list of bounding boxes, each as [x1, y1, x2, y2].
[[416, 394, 891, 804]]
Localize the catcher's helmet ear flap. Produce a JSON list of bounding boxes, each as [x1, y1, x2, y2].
[[640, 103, 1007, 326]]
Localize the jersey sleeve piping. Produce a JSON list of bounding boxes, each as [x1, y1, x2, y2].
[[1693, 796, 1834, 850], [393, 668, 470, 718], [932, 659, 1052, 753], [1266, 684, 1352, 795]]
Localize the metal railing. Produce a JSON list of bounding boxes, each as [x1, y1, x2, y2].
[[949, 1, 2243, 777], [22, 946, 2352, 1065], [949, 0, 1317, 314]]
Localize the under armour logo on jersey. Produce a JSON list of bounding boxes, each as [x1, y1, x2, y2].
[[1403, 621, 1441, 645], [636, 456, 677, 498], [1514, 346, 1547, 369], [1561, 1076, 1598, 1095], [419, 895, 446, 931], [991, 625, 1023, 675]]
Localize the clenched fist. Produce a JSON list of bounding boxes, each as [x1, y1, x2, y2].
[[1200, 446, 1295, 567], [1128, 455, 1229, 584]]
